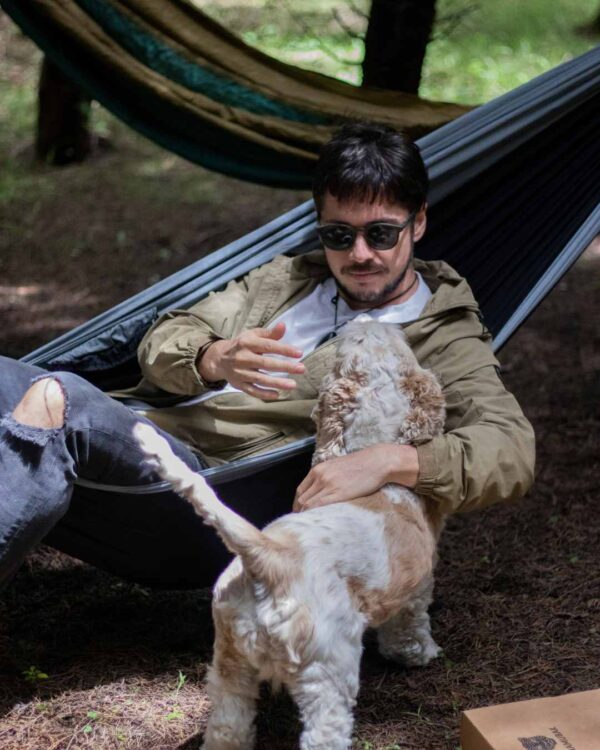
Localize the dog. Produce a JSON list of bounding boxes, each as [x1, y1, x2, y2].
[[134, 318, 446, 750]]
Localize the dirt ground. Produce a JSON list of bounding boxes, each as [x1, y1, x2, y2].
[[1, 24, 599, 750]]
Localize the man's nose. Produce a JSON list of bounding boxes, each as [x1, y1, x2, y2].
[[348, 233, 375, 262]]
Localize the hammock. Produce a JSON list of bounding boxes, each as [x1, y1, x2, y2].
[[18, 46, 600, 587], [2, 0, 468, 187]]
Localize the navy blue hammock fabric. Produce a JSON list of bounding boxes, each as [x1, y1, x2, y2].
[[22, 46, 600, 587]]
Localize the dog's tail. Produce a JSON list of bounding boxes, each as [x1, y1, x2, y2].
[[134, 422, 288, 582]]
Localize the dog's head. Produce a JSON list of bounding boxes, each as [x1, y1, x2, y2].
[[313, 319, 445, 459], [334, 317, 418, 381]]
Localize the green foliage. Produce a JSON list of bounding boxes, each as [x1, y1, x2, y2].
[[22, 665, 49, 683], [164, 674, 187, 721], [173, 669, 187, 694], [79, 709, 99, 735], [165, 707, 184, 721], [421, 0, 598, 104], [196, 0, 598, 103]]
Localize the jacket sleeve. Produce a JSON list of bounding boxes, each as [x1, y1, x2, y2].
[[413, 342, 536, 515], [137, 275, 251, 396]]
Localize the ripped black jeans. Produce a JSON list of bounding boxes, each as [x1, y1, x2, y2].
[[0, 356, 279, 590]]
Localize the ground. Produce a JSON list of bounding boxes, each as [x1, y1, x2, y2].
[[0, 3, 599, 749], [1, 241, 598, 750]]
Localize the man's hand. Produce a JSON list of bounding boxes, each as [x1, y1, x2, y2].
[[198, 322, 305, 400], [294, 444, 419, 512]]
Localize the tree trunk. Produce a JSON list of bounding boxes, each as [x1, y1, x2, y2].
[[36, 57, 92, 165], [362, 0, 437, 94], [577, 7, 600, 37]]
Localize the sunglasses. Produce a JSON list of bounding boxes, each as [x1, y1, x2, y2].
[[317, 211, 416, 251]]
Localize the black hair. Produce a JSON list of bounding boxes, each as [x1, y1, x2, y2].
[[312, 122, 429, 214]]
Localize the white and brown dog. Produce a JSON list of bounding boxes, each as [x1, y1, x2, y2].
[[135, 318, 446, 750]]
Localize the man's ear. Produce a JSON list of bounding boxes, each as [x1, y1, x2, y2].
[[413, 203, 427, 242]]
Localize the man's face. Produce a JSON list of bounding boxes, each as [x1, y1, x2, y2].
[[319, 191, 427, 309]]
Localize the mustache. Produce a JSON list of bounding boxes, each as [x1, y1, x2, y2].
[[342, 263, 384, 274]]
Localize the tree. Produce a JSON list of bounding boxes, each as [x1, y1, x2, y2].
[[362, 0, 437, 94], [36, 57, 92, 165]]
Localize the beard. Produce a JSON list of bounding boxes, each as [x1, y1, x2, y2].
[[336, 256, 414, 308]]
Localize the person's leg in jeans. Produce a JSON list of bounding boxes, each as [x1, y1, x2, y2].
[[0, 357, 306, 590], [0, 356, 206, 589]]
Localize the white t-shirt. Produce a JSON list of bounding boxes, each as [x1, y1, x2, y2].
[[272, 273, 431, 354], [179, 273, 432, 406]]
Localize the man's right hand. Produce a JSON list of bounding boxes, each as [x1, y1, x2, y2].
[[197, 322, 305, 400]]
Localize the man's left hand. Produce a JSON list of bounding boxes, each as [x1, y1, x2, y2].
[[293, 444, 419, 512]]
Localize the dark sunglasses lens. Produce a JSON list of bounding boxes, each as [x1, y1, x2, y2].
[[365, 224, 401, 249], [318, 225, 355, 251]]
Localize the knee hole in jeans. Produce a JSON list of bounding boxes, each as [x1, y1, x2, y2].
[[12, 377, 66, 429]]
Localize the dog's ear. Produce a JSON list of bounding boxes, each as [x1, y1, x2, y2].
[[396, 369, 446, 442], [312, 371, 362, 463]]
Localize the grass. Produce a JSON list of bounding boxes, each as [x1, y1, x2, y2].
[[421, 0, 599, 102]]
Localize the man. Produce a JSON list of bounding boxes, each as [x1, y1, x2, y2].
[[0, 124, 535, 589]]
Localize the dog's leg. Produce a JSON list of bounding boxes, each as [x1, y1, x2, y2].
[[202, 648, 259, 750], [376, 575, 441, 667], [289, 643, 361, 750]]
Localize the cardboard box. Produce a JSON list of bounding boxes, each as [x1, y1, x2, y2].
[[460, 688, 600, 750]]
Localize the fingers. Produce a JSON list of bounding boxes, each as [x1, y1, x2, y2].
[[264, 321, 286, 339], [249, 325, 303, 359], [236, 370, 298, 392], [296, 488, 337, 512], [231, 329, 304, 372], [240, 383, 280, 401], [252, 372, 297, 390], [259, 356, 305, 375], [294, 472, 320, 511], [294, 459, 356, 511], [237, 351, 304, 375], [219, 324, 305, 399], [255, 339, 303, 359], [229, 345, 304, 376], [295, 467, 317, 498]]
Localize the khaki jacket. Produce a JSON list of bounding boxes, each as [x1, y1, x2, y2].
[[115, 252, 535, 515]]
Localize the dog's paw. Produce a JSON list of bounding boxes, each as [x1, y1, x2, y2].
[[378, 635, 441, 667]]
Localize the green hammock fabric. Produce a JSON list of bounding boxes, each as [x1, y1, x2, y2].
[[2, 0, 469, 186]]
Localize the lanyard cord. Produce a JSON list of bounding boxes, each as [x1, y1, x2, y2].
[[318, 272, 419, 346]]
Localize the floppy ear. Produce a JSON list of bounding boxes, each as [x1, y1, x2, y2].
[[312, 371, 362, 465], [396, 369, 446, 443]]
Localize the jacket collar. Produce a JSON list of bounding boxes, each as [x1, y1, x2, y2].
[[291, 250, 481, 318]]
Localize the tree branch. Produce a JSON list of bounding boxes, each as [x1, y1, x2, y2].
[[433, 2, 479, 40], [283, 2, 362, 66], [332, 8, 364, 40]]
